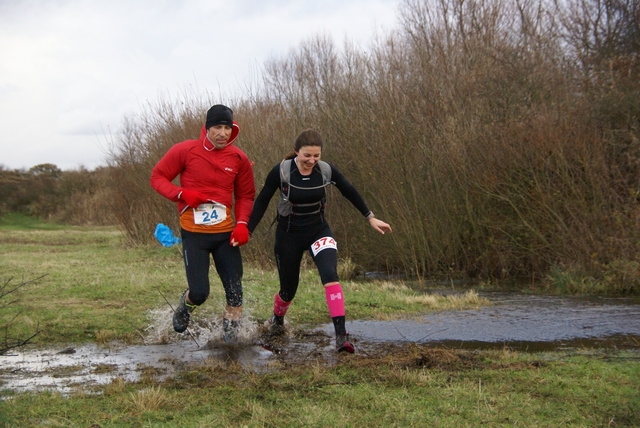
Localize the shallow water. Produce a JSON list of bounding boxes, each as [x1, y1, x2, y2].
[[0, 341, 273, 395], [320, 291, 640, 351], [1, 291, 639, 394]]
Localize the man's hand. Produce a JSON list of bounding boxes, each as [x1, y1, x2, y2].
[[180, 189, 208, 208], [230, 223, 250, 246]]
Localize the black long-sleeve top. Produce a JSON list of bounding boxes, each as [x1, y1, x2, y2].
[[247, 159, 371, 233]]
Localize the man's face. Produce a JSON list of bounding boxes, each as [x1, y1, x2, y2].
[[206, 125, 233, 149]]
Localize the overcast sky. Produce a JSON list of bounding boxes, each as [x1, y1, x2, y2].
[[0, 0, 399, 171]]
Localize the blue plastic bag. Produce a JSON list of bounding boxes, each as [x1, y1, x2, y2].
[[154, 223, 182, 247]]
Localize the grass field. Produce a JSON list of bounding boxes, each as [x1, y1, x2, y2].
[[0, 216, 638, 427]]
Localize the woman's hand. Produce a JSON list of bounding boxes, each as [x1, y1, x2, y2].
[[369, 218, 392, 234]]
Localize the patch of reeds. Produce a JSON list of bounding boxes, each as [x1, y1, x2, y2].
[[545, 259, 640, 295], [127, 386, 171, 414]]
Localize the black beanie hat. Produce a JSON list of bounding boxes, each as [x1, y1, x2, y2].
[[206, 104, 234, 129]]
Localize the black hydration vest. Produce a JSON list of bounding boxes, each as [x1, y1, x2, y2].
[[277, 159, 333, 216]]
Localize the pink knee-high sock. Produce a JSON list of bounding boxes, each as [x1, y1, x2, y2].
[[324, 283, 345, 318], [273, 293, 291, 317]]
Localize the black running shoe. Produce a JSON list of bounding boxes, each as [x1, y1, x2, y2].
[[173, 290, 195, 333], [336, 332, 355, 353], [266, 314, 285, 336]]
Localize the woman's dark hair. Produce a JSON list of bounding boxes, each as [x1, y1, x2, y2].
[[285, 129, 324, 159]]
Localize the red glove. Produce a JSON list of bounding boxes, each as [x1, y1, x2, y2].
[[180, 189, 208, 208], [230, 223, 249, 247]]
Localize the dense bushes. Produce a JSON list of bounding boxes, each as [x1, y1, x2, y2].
[[103, 0, 639, 290], [0, 164, 114, 226]]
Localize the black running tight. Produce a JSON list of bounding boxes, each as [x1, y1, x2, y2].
[[180, 229, 243, 307], [274, 223, 339, 302]]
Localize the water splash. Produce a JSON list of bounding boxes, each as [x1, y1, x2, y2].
[[144, 306, 261, 347]]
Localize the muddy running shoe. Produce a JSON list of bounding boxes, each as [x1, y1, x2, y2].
[[223, 319, 239, 344], [173, 290, 196, 333], [266, 314, 285, 336], [336, 332, 355, 353]]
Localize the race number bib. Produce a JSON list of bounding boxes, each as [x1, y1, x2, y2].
[[311, 236, 337, 256], [193, 202, 227, 226]]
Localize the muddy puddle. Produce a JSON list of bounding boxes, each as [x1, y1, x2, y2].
[[0, 341, 272, 395], [1, 291, 639, 395]]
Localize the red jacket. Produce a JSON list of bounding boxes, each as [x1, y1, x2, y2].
[[150, 123, 255, 227]]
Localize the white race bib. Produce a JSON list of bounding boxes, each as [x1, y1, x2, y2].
[[311, 236, 337, 256], [193, 202, 227, 226]]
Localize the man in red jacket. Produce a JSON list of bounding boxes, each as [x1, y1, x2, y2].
[[150, 104, 255, 342]]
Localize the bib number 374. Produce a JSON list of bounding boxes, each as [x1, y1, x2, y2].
[[193, 202, 227, 226], [311, 236, 337, 256]]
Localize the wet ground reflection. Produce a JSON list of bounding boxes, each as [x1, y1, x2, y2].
[[319, 292, 640, 351], [1, 291, 639, 394], [0, 341, 273, 395]]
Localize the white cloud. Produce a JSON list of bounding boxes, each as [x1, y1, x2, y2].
[[0, 0, 399, 170]]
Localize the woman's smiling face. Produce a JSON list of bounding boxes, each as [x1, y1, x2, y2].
[[295, 146, 321, 174]]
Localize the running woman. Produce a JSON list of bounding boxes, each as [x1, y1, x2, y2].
[[150, 104, 255, 342], [247, 129, 391, 353]]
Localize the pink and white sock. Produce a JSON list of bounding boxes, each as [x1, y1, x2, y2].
[[324, 283, 345, 318], [273, 293, 291, 317]]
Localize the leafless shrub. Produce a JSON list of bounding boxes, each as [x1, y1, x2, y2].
[[105, 0, 639, 290], [1, 276, 43, 355]]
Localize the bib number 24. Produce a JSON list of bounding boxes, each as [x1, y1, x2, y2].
[[193, 202, 227, 226]]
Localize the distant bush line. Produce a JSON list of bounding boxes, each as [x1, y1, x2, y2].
[[0, 164, 115, 226]]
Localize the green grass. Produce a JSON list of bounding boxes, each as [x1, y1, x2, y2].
[[0, 221, 488, 345], [1, 219, 639, 427], [0, 212, 67, 230], [0, 348, 637, 427]]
